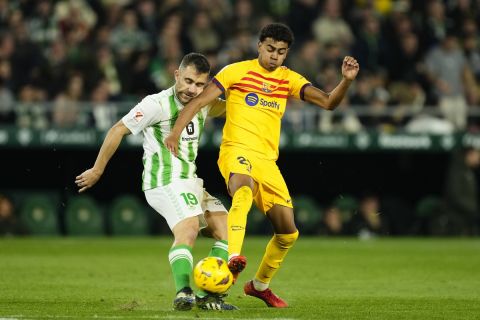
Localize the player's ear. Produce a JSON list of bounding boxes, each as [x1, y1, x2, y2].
[[174, 69, 179, 82]]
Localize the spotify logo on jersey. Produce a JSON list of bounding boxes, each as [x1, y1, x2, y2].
[[245, 93, 259, 106]]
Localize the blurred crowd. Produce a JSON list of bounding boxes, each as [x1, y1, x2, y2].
[[0, 0, 480, 131]]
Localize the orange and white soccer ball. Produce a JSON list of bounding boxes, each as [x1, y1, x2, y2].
[[193, 257, 233, 293]]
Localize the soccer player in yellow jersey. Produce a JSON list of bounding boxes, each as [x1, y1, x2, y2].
[[165, 23, 359, 308]]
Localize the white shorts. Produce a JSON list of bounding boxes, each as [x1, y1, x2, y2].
[[144, 177, 227, 230]]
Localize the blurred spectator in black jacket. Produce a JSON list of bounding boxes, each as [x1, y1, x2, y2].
[[27, 0, 58, 51], [288, 0, 319, 44], [443, 147, 480, 235], [136, 0, 159, 42], [231, 0, 259, 35], [388, 32, 423, 83], [38, 39, 71, 98], [447, 0, 479, 35], [352, 13, 387, 72], [420, 0, 455, 51]]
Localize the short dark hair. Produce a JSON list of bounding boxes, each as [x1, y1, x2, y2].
[[179, 53, 210, 74], [259, 23, 294, 47]]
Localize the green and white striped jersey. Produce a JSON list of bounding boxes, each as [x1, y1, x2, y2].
[[122, 86, 225, 190]]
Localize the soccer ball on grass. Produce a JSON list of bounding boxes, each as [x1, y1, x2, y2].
[[193, 257, 233, 293]]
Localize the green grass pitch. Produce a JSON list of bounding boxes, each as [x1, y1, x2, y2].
[[1, 237, 479, 319]]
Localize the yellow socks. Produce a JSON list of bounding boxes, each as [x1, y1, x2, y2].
[[227, 186, 253, 258], [255, 231, 299, 285]]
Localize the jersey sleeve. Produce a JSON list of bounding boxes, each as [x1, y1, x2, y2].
[[206, 98, 226, 118], [288, 70, 312, 101], [212, 63, 239, 92], [122, 96, 164, 135]]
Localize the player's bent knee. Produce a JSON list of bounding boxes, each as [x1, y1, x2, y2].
[[275, 230, 299, 249], [229, 174, 255, 195]]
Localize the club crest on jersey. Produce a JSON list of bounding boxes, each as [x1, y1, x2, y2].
[[262, 82, 277, 93], [133, 111, 144, 122]]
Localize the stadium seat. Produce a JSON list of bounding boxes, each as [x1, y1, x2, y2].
[[333, 195, 358, 222], [414, 195, 449, 235], [293, 195, 323, 234], [381, 196, 414, 235], [19, 193, 59, 235], [108, 195, 149, 235], [416, 195, 443, 218], [65, 195, 104, 236]]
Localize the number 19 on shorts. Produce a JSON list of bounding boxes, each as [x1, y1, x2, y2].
[[180, 192, 198, 206]]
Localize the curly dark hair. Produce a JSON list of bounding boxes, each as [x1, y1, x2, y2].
[[179, 53, 210, 74], [259, 23, 294, 47]]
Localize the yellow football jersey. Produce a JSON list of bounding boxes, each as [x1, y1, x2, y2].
[[213, 59, 311, 160]]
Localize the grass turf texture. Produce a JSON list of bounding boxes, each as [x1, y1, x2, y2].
[[1, 237, 479, 319]]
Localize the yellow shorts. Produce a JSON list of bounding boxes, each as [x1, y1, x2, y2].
[[217, 146, 292, 213]]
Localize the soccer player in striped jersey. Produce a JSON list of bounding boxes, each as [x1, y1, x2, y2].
[[75, 53, 237, 311], [165, 24, 360, 308]]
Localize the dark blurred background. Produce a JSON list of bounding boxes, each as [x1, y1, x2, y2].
[[1, 0, 480, 238]]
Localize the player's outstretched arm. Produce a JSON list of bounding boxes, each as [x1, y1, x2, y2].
[[75, 120, 131, 192], [164, 82, 222, 156], [304, 56, 359, 110]]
